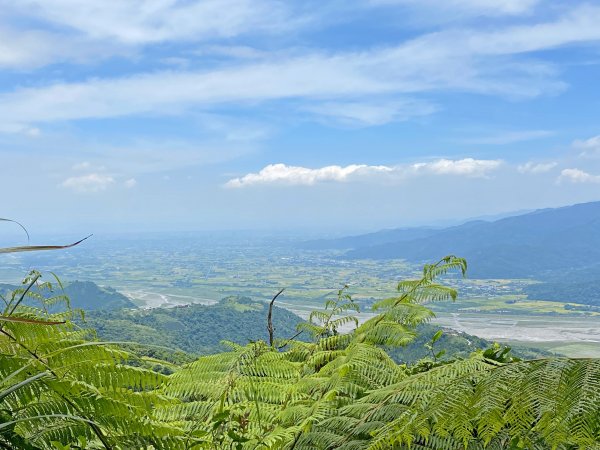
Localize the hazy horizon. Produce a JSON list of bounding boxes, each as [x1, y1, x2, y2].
[[0, 198, 593, 246]]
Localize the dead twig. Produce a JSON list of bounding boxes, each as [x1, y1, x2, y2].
[[267, 288, 285, 347]]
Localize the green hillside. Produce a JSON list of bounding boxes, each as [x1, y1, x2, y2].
[[85, 295, 551, 361], [64, 281, 136, 310], [85, 296, 304, 355], [524, 276, 600, 307], [0, 280, 135, 311], [389, 323, 552, 363]]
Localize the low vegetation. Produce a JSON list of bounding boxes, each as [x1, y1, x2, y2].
[[1, 253, 598, 449]]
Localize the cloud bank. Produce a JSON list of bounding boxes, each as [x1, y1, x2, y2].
[[559, 168, 600, 184], [412, 158, 502, 177], [573, 135, 600, 158], [226, 158, 503, 188], [225, 163, 394, 188], [61, 173, 115, 193], [517, 161, 557, 174]]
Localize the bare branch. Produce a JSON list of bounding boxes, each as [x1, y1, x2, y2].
[[267, 288, 285, 347], [276, 330, 304, 350]]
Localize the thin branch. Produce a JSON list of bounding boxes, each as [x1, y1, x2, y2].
[[267, 288, 285, 347], [276, 330, 304, 350], [5, 273, 41, 317]]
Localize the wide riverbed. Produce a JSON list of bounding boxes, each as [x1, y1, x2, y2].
[[281, 301, 600, 358], [125, 291, 600, 358]]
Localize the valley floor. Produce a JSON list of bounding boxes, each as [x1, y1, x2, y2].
[[5, 233, 600, 359]]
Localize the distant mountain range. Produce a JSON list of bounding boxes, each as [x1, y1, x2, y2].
[[300, 227, 442, 250], [302, 201, 600, 279]]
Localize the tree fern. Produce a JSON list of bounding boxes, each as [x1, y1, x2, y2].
[[0, 272, 189, 449]]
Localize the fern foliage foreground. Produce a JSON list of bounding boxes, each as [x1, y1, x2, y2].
[[0, 257, 599, 449]]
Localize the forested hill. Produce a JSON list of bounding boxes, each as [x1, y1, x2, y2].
[[308, 201, 600, 279], [85, 296, 304, 355], [65, 281, 137, 309], [0, 280, 136, 311], [524, 278, 600, 308]]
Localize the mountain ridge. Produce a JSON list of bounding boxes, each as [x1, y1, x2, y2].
[[304, 201, 600, 279]]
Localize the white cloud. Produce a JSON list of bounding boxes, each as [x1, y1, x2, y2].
[[453, 0, 539, 14], [194, 45, 268, 59], [99, 141, 249, 174], [226, 163, 394, 188], [60, 173, 115, 193], [462, 130, 553, 145], [0, 1, 296, 69], [369, 0, 600, 60], [194, 114, 272, 141], [0, 56, 389, 124], [7, 0, 291, 45], [226, 158, 502, 187], [159, 57, 191, 68], [0, 48, 554, 125], [573, 135, 600, 157], [72, 161, 92, 171], [124, 178, 137, 188], [38, 139, 250, 180], [2, 5, 600, 124], [517, 161, 558, 174], [0, 122, 41, 136], [0, 27, 71, 68], [370, 0, 540, 21], [558, 168, 600, 184], [304, 99, 438, 126], [412, 158, 502, 177], [441, 5, 600, 56], [0, 26, 125, 69]]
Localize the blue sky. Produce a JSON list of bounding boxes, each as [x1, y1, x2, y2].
[[2, 0, 600, 236]]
